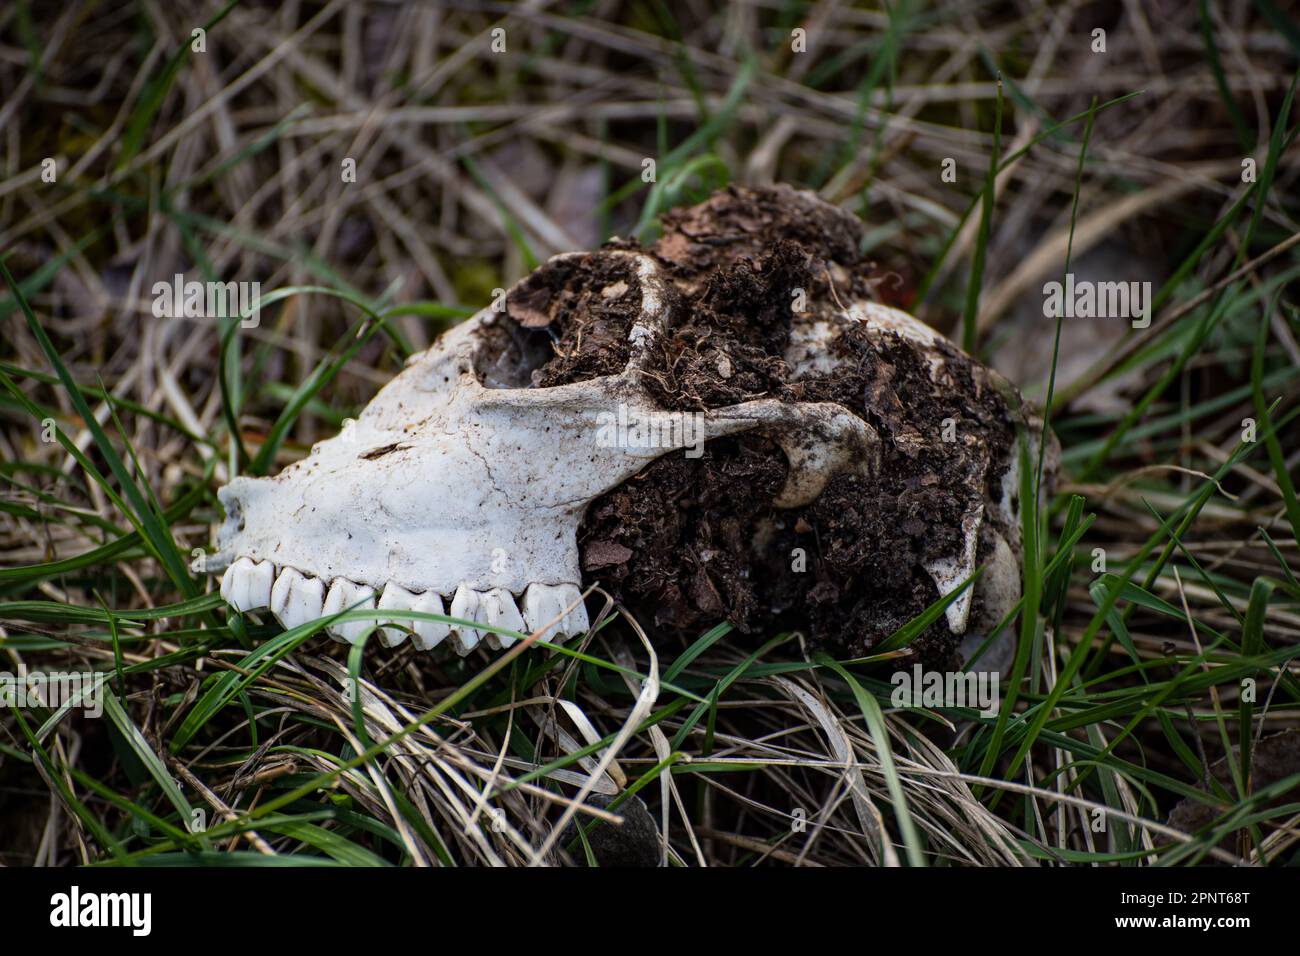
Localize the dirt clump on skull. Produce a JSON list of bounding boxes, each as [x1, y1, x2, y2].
[[480, 185, 1041, 668]]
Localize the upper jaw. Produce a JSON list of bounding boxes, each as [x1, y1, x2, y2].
[[212, 464, 585, 594], [209, 391, 589, 593], [209, 406, 594, 653]]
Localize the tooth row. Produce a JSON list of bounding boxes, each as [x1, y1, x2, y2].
[[219, 557, 588, 653]]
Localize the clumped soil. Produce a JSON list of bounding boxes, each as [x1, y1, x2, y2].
[[477, 185, 1021, 667], [477, 252, 647, 388]]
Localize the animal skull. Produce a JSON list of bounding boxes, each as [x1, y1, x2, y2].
[[212, 185, 1055, 667]]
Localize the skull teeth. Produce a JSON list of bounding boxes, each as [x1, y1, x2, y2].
[[219, 556, 275, 613], [448, 584, 482, 656], [376, 583, 453, 651], [270, 567, 325, 631], [480, 587, 526, 651], [521, 583, 589, 645], [219, 559, 585, 651], [322, 578, 377, 645]]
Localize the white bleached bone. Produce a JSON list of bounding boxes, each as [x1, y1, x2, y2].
[[922, 509, 981, 635]]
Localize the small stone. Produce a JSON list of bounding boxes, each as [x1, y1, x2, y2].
[[561, 793, 661, 867], [583, 539, 634, 570]]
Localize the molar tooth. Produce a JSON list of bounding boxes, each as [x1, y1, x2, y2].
[[221, 556, 274, 613], [220, 557, 252, 609], [521, 583, 568, 645], [480, 588, 525, 650], [555, 583, 590, 638], [376, 583, 416, 647], [448, 585, 483, 656], [246, 560, 275, 611], [322, 578, 377, 645], [270, 567, 325, 632], [410, 589, 452, 651], [375, 585, 452, 651]]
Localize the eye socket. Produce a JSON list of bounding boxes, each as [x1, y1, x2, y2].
[[472, 253, 640, 389], [474, 314, 556, 389]]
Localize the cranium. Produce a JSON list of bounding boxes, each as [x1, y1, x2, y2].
[[213, 185, 1056, 667]]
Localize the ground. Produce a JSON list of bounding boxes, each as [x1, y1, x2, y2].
[[0, 0, 1298, 868]]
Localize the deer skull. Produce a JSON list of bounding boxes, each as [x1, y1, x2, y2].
[[212, 186, 1055, 667]]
